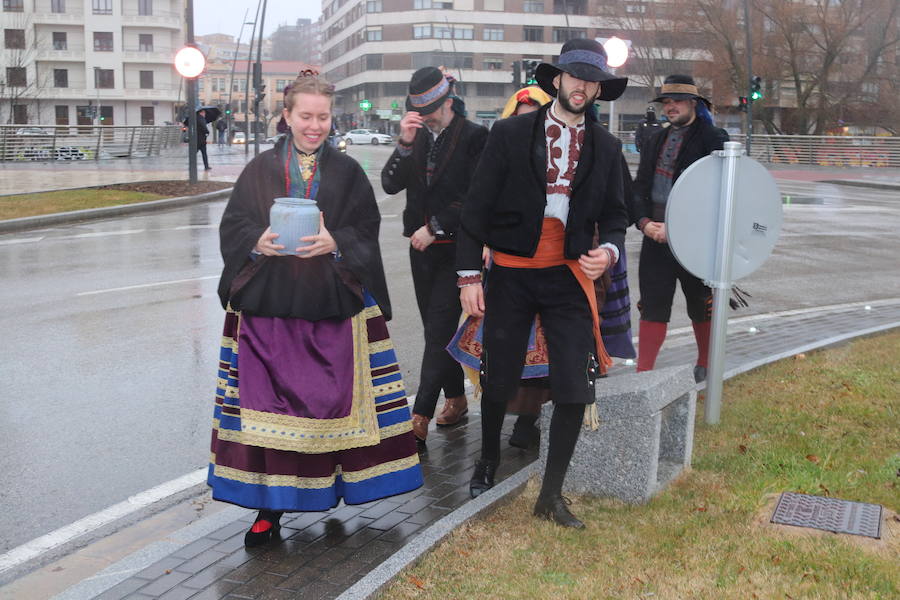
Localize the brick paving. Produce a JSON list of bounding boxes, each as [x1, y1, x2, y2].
[[83, 300, 899, 600]]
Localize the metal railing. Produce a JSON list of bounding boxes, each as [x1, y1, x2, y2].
[[618, 131, 900, 168], [0, 125, 182, 162]]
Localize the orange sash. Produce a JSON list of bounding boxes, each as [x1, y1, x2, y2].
[[493, 218, 612, 373]]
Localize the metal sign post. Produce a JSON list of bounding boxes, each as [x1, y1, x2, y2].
[[665, 141, 783, 425]]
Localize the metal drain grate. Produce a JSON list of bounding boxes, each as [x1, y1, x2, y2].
[[771, 492, 883, 539]]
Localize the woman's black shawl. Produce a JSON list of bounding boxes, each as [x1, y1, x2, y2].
[[217, 138, 392, 321]]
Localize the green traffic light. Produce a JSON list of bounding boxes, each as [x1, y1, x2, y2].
[[750, 90, 763, 101]]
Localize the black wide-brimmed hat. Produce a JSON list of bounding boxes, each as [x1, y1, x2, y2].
[[652, 74, 711, 108], [535, 38, 629, 102], [405, 66, 452, 115]]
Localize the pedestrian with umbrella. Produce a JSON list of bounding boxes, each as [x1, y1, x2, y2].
[[186, 106, 220, 171]]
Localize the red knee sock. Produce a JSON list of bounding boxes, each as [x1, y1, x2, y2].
[[637, 320, 667, 372], [692, 320, 711, 368]]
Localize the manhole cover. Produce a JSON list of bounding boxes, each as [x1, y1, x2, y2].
[[771, 492, 882, 538]]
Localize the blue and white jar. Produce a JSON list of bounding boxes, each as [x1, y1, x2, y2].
[[269, 197, 320, 255]]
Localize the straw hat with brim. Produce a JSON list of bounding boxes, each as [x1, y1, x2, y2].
[[652, 74, 712, 108], [535, 38, 629, 102], [405, 66, 452, 115]]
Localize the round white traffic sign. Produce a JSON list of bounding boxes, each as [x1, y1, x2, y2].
[[174, 46, 206, 79], [665, 154, 782, 282]]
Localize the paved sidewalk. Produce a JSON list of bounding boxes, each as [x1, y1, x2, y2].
[[42, 299, 900, 600]]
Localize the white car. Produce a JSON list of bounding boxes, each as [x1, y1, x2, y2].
[[232, 131, 246, 144], [343, 129, 393, 145]]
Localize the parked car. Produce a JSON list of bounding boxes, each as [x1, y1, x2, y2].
[[343, 129, 392, 145], [232, 131, 247, 144], [15, 126, 52, 136], [328, 130, 347, 153], [264, 133, 285, 144]]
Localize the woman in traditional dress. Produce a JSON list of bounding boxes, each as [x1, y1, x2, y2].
[[208, 72, 423, 548]]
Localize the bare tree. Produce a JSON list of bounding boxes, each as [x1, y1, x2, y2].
[[0, 12, 50, 124]]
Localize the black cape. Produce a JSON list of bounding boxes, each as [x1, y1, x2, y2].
[[217, 138, 392, 321]]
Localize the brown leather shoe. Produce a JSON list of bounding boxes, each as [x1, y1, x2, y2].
[[411, 414, 429, 442], [435, 395, 468, 427]]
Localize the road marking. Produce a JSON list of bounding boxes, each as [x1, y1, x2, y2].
[[174, 224, 218, 230], [65, 229, 146, 239], [0, 236, 44, 246], [0, 468, 206, 581], [77, 275, 218, 296]]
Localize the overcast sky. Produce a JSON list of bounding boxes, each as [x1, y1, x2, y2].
[[193, 0, 321, 39]]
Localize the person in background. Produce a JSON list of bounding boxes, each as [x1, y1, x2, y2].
[[196, 108, 211, 170], [208, 72, 423, 548], [216, 117, 227, 147], [631, 74, 729, 383], [381, 67, 489, 450], [633, 105, 663, 153]]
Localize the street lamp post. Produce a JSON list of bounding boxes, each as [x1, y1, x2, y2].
[[226, 11, 254, 143], [601, 36, 630, 135], [252, 0, 268, 156], [174, 2, 205, 184]]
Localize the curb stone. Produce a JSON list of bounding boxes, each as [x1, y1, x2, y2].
[[0, 188, 233, 234]]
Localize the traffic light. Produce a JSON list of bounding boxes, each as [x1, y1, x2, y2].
[[511, 61, 521, 86], [224, 103, 232, 115], [750, 75, 763, 101], [738, 96, 748, 112], [522, 59, 540, 85], [252, 62, 262, 90], [255, 84, 266, 106]]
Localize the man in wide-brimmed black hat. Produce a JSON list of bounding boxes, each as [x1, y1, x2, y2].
[[381, 67, 488, 449], [632, 74, 729, 383], [456, 38, 630, 529]]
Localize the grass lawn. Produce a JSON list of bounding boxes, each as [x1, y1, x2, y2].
[[0, 189, 164, 221], [385, 331, 900, 599]]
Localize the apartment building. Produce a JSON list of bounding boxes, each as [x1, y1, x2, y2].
[[1, 0, 184, 126], [271, 17, 321, 64], [319, 0, 653, 133]]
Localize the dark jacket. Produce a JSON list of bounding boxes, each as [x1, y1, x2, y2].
[[381, 114, 488, 240], [217, 137, 392, 321], [456, 104, 629, 271], [632, 118, 728, 225], [196, 114, 209, 145]]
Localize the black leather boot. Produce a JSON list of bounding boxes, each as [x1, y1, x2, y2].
[[469, 459, 498, 498], [533, 495, 585, 529], [244, 510, 283, 548]]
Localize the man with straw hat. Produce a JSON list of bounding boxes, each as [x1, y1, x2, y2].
[[456, 39, 629, 528], [632, 74, 729, 384]]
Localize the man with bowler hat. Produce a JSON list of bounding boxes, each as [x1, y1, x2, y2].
[[382, 67, 488, 449], [632, 74, 729, 383], [457, 39, 629, 528]]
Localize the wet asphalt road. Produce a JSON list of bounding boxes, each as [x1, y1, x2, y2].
[[1, 145, 899, 553]]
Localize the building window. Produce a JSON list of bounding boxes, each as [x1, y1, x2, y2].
[[54, 68, 68, 87], [625, 3, 646, 13], [139, 70, 153, 89], [94, 68, 114, 88], [482, 56, 503, 70], [414, 0, 452, 8], [92, 0, 112, 15], [413, 24, 431, 39], [52, 32, 67, 50], [4, 29, 24, 49], [138, 34, 153, 51], [138, 0, 152, 16], [434, 24, 452, 39], [554, 0, 586, 15], [12, 104, 27, 124], [93, 32, 113, 52], [6, 66, 26, 87], [412, 51, 472, 69], [366, 26, 382, 41], [141, 106, 154, 125], [476, 82, 505, 97], [453, 25, 473, 39], [524, 0, 543, 12], [51, 0, 65, 13], [365, 53, 382, 69], [366, 0, 381, 12], [55, 105, 69, 125], [552, 27, 585, 43], [483, 27, 503, 41], [3, 0, 24, 12], [524, 26, 544, 42]]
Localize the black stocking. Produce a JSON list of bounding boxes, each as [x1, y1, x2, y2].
[[538, 403, 585, 499]]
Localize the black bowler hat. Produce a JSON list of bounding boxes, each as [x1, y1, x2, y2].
[[535, 38, 629, 102], [405, 67, 452, 115], [652, 74, 712, 108]]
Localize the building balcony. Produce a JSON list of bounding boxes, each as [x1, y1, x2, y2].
[[124, 87, 181, 101], [35, 48, 86, 61], [121, 12, 182, 30], [31, 11, 85, 25], [122, 49, 175, 63]]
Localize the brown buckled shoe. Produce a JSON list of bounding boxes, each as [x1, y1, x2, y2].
[[411, 414, 429, 451], [435, 395, 468, 427]]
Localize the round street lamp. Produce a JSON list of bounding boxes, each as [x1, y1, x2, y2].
[[174, 46, 206, 79], [603, 36, 629, 69]]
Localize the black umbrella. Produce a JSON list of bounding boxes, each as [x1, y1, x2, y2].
[[198, 106, 221, 122]]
